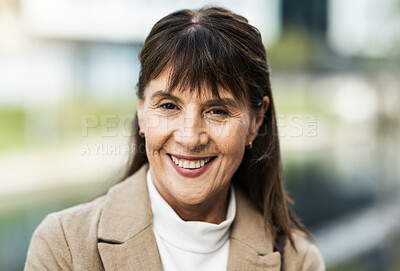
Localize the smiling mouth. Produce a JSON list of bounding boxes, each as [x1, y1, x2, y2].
[[167, 154, 217, 169]]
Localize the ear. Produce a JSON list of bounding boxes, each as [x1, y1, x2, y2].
[[137, 98, 145, 131], [248, 96, 270, 143]]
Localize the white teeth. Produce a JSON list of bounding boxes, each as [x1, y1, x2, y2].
[[170, 155, 214, 169]]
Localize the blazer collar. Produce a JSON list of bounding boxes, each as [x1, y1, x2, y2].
[[97, 163, 163, 270], [97, 163, 151, 243], [97, 163, 280, 270]]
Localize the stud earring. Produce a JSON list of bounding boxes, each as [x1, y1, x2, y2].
[[246, 141, 253, 149]]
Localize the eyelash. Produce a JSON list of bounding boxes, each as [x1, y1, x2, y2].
[[160, 103, 177, 110], [159, 103, 229, 116]]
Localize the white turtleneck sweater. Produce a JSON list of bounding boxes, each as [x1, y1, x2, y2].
[[146, 170, 236, 271]]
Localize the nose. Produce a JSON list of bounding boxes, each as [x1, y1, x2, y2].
[[173, 112, 209, 151]]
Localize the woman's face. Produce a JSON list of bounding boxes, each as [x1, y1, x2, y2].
[[137, 68, 265, 209]]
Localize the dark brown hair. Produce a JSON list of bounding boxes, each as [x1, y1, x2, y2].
[[118, 6, 312, 249]]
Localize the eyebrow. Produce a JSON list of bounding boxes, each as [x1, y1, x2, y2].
[[150, 90, 239, 108]]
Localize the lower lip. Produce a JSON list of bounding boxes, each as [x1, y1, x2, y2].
[[168, 155, 216, 178]]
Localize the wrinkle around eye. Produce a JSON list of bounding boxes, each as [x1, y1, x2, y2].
[[218, 109, 243, 119], [148, 100, 175, 110]]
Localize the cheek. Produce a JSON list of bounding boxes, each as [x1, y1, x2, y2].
[[207, 119, 247, 138], [143, 112, 171, 150], [209, 120, 248, 155]]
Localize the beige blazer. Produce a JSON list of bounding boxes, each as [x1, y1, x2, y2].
[[25, 164, 325, 271]]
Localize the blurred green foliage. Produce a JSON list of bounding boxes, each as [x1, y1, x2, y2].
[[0, 96, 137, 152], [58, 96, 137, 139], [0, 109, 25, 150]]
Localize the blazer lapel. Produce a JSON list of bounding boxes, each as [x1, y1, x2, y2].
[[228, 187, 281, 271], [98, 227, 162, 270], [97, 164, 162, 271]]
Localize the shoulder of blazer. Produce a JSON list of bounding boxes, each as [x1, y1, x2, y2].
[[25, 163, 151, 270], [25, 191, 107, 270], [228, 187, 325, 271], [283, 231, 326, 271], [50, 163, 151, 243]]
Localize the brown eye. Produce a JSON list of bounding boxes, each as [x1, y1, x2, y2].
[[209, 108, 229, 116], [160, 103, 177, 110]]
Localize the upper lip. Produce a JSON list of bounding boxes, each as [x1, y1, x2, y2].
[[168, 153, 217, 160]]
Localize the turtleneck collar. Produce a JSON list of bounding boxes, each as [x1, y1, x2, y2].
[[146, 169, 236, 254]]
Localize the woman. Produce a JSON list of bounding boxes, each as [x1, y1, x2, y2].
[[25, 7, 324, 271]]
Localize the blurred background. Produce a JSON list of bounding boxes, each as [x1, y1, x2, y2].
[[1, 0, 399, 270]]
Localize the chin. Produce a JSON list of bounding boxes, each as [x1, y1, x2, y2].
[[174, 189, 209, 206]]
